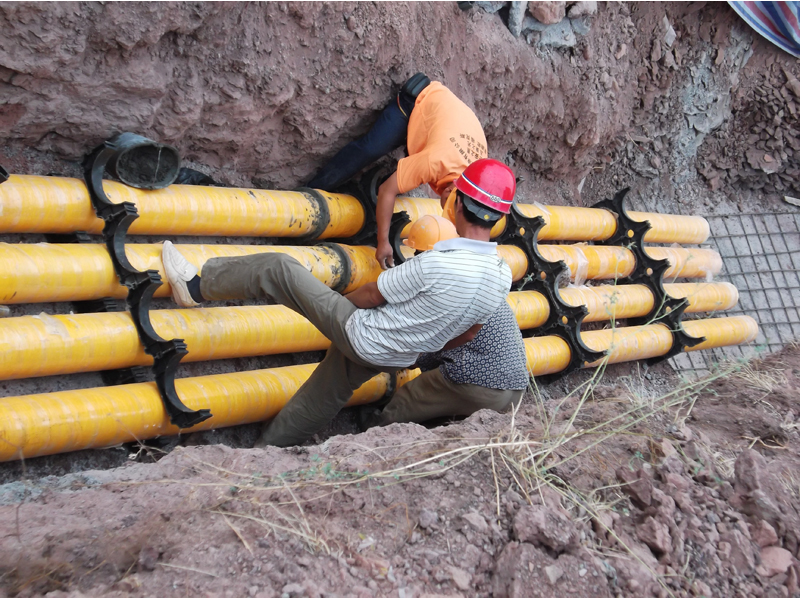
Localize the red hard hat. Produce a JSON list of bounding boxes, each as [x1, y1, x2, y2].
[[454, 158, 516, 215]]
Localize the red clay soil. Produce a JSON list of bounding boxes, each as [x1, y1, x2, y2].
[[1, 2, 800, 597]]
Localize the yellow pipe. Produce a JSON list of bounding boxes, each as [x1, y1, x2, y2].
[[514, 203, 710, 244], [498, 244, 722, 283], [0, 242, 381, 304], [0, 175, 368, 239], [0, 306, 331, 380], [0, 282, 739, 381], [0, 364, 419, 462], [0, 175, 708, 244], [682, 316, 760, 351], [0, 240, 724, 306], [0, 316, 756, 462], [559, 315, 758, 368]]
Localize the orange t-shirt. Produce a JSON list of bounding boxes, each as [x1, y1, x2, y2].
[[396, 82, 487, 197]]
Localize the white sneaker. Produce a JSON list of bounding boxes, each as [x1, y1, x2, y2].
[[162, 241, 200, 307]]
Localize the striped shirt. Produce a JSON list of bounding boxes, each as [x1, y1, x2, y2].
[[345, 238, 512, 367]]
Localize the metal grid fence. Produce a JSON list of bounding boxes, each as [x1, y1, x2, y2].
[[669, 211, 800, 374]]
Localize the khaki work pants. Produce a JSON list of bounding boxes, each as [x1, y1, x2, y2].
[[200, 253, 395, 447], [379, 367, 525, 425]]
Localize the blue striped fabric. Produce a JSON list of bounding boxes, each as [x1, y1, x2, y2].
[[728, 1, 800, 58]]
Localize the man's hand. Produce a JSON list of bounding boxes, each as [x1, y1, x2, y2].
[[375, 239, 395, 270], [440, 183, 455, 208]]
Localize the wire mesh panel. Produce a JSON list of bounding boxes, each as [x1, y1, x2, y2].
[[668, 211, 800, 374]]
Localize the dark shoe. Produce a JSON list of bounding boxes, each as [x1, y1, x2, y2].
[[400, 72, 431, 100], [356, 405, 384, 432]]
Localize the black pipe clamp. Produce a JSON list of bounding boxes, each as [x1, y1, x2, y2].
[[83, 133, 211, 429]]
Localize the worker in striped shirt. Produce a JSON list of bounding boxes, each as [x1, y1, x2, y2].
[[161, 159, 517, 448], [359, 215, 529, 429]]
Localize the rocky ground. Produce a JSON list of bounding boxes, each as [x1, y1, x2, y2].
[[1, 1, 800, 597]]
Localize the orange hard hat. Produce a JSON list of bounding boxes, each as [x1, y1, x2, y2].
[[405, 215, 458, 251]]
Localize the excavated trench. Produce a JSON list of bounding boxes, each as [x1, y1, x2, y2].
[[1, 2, 799, 598]]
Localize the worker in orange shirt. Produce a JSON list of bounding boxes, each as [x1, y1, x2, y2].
[[306, 73, 488, 270]]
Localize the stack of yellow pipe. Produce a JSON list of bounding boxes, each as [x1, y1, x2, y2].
[[0, 171, 760, 466]]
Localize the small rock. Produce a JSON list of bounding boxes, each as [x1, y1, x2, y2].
[[528, 0, 566, 24], [720, 530, 756, 575], [616, 467, 653, 508], [448, 566, 472, 591], [507, 1, 527, 37], [614, 43, 627, 60], [282, 583, 305, 598], [539, 19, 576, 47], [419, 509, 438, 529], [137, 546, 159, 571], [655, 438, 677, 458], [475, 0, 507, 13], [570, 16, 591, 36], [663, 473, 690, 492], [662, 16, 676, 47], [248, 586, 258, 597], [513, 505, 579, 552], [750, 520, 779, 548], [461, 512, 489, 533], [521, 14, 548, 32], [578, 568, 587, 576], [718, 541, 732, 561], [693, 580, 713, 596], [637, 516, 672, 556], [784, 68, 800, 98], [567, 1, 596, 17], [756, 546, 794, 577], [544, 564, 563, 584]]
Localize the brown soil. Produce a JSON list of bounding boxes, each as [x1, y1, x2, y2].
[[2, 1, 800, 597]]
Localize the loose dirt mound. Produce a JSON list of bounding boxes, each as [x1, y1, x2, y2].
[[1, 348, 799, 597]]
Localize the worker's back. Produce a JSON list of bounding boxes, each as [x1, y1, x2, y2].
[[396, 81, 488, 197], [346, 239, 511, 368]]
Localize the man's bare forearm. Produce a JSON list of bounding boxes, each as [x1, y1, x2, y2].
[[376, 172, 400, 244], [344, 282, 386, 309], [441, 323, 483, 351]]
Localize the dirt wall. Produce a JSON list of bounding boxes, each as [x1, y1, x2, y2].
[[0, 1, 640, 192]]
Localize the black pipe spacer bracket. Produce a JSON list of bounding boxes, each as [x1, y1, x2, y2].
[[329, 165, 391, 247], [388, 211, 412, 266], [592, 187, 705, 364], [0, 165, 8, 185], [83, 133, 211, 429], [499, 205, 605, 382]]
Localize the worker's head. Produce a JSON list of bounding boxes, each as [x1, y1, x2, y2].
[[405, 215, 458, 252], [452, 159, 515, 232]]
